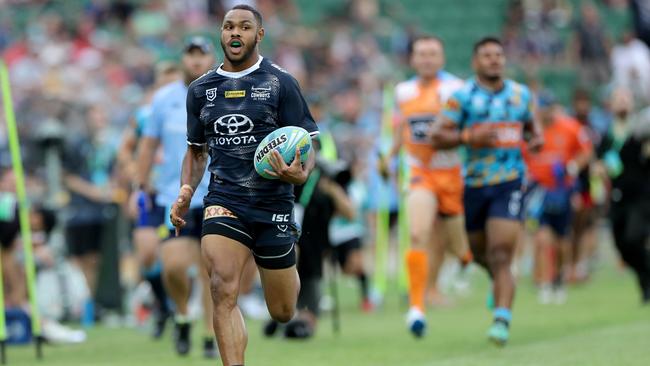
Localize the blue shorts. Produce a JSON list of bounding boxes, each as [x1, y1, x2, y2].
[[464, 179, 524, 232], [137, 194, 165, 228], [539, 188, 573, 237], [201, 193, 299, 269]]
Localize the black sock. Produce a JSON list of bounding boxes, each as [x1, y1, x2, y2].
[[298, 277, 321, 317], [358, 273, 369, 300], [146, 273, 170, 314]]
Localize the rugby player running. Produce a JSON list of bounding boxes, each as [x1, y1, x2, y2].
[[170, 5, 318, 366], [135, 38, 217, 357], [381, 35, 471, 337], [433, 37, 542, 346]]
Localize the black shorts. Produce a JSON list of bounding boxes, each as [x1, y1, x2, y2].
[[66, 222, 104, 256], [332, 238, 362, 268], [166, 207, 203, 239], [201, 194, 299, 270]]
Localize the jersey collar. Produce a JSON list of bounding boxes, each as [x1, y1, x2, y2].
[[473, 77, 509, 95], [216, 56, 264, 79]]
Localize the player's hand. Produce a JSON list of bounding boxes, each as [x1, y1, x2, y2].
[[526, 134, 544, 153], [265, 149, 308, 185], [128, 189, 149, 219], [468, 125, 498, 148], [170, 185, 193, 237]]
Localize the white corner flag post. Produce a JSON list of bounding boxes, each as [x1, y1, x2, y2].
[[0, 59, 43, 361]]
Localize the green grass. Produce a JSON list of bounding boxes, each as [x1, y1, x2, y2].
[[10, 267, 650, 366]]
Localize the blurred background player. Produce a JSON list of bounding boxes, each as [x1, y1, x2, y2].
[[568, 89, 605, 283], [599, 88, 650, 303], [523, 92, 593, 305], [434, 37, 542, 346], [62, 104, 122, 322], [328, 156, 373, 312], [267, 156, 356, 339], [381, 35, 471, 337], [134, 37, 217, 358], [118, 61, 180, 338]]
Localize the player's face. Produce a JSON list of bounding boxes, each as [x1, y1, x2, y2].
[[573, 98, 591, 118], [182, 49, 214, 82], [539, 106, 555, 125], [411, 39, 444, 79], [473, 43, 505, 81], [220, 9, 264, 66]]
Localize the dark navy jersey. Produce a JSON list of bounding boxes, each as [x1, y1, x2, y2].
[[186, 56, 319, 202]]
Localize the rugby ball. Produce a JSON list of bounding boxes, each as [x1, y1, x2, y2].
[[254, 126, 312, 179]]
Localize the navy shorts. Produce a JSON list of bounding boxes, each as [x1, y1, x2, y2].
[[166, 207, 204, 239], [136, 193, 165, 228], [539, 188, 573, 237], [464, 179, 524, 232], [201, 194, 299, 270]]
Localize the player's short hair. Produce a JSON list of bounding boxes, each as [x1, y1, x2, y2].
[[473, 36, 503, 55], [408, 35, 444, 55], [155, 61, 178, 77], [231, 4, 263, 27]]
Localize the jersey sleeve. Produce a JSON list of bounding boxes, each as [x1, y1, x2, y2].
[[142, 94, 163, 139], [278, 75, 319, 138], [186, 85, 206, 146], [441, 90, 465, 128]]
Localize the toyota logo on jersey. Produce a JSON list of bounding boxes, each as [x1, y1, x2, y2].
[[214, 114, 254, 135]]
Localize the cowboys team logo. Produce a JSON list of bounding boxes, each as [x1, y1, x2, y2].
[[206, 87, 217, 101]]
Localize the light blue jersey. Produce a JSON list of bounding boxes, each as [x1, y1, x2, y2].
[[442, 78, 533, 188], [134, 104, 151, 139], [143, 80, 209, 209]]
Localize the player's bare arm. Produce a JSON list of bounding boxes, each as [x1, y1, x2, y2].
[[170, 144, 208, 232], [129, 136, 160, 217], [524, 102, 544, 152], [265, 147, 315, 185], [64, 174, 113, 203], [116, 120, 138, 178], [378, 117, 405, 177], [319, 176, 355, 220], [135, 136, 160, 191]]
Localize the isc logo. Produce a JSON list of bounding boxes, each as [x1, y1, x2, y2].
[[271, 214, 290, 223]]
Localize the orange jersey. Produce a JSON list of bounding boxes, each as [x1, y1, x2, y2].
[[524, 115, 592, 188], [395, 73, 464, 170]]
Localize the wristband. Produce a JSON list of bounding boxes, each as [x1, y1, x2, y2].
[[132, 182, 146, 192], [180, 184, 194, 196]]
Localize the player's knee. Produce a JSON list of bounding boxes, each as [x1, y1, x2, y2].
[[141, 251, 157, 269], [268, 303, 295, 323], [410, 230, 429, 248], [487, 245, 512, 268], [208, 272, 238, 308], [161, 255, 185, 274], [343, 254, 362, 275]]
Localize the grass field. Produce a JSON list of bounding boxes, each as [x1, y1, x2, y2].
[[10, 263, 650, 366]]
